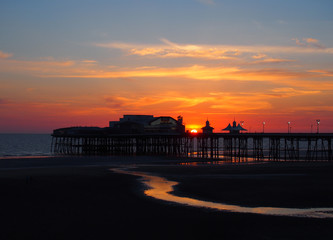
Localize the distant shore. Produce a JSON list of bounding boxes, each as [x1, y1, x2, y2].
[[1, 156, 333, 239]]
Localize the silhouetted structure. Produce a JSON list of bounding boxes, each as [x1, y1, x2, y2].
[[52, 130, 333, 161], [201, 120, 214, 134], [51, 115, 333, 161], [146, 116, 185, 133], [222, 120, 247, 133], [108, 115, 185, 134]]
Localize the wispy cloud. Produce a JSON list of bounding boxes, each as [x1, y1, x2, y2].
[[252, 53, 266, 59], [308, 69, 333, 77], [252, 58, 295, 64], [96, 38, 333, 61], [271, 88, 320, 96], [0, 58, 77, 75], [41, 64, 312, 83], [0, 55, 323, 87], [103, 38, 239, 60], [81, 60, 97, 63], [1, 53, 332, 92], [293, 38, 326, 49], [101, 87, 322, 115], [0, 50, 12, 59]]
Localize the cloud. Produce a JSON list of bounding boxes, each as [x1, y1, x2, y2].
[[104, 87, 323, 115], [42, 64, 312, 83], [293, 106, 333, 112], [0, 50, 12, 59], [306, 38, 319, 43], [97, 40, 240, 59], [102, 93, 271, 114], [211, 88, 321, 99], [308, 69, 333, 77], [104, 96, 128, 108], [128, 38, 239, 59], [0, 58, 79, 76], [252, 58, 295, 64], [0, 53, 329, 93], [81, 60, 97, 63], [210, 94, 272, 112], [96, 38, 333, 61], [293, 38, 326, 49], [252, 54, 266, 59], [271, 88, 320, 97]]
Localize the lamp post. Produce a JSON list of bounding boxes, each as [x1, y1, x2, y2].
[[240, 121, 244, 133], [287, 122, 291, 133], [316, 119, 320, 133], [262, 121, 265, 133]]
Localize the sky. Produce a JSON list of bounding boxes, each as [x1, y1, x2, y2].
[[1, 0, 333, 133]]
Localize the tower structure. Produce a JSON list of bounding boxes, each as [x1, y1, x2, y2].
[[202, 119, 214, 134]]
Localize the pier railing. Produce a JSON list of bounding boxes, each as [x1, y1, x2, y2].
[[51, 133, 333, 161]]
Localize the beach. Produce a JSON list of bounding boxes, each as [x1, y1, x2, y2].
[[1, 157, 333, 239]]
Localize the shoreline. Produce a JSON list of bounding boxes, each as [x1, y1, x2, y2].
[[133, 161, 333, 209], [113, 167, 333, 218], [1, 156, 333, 239]]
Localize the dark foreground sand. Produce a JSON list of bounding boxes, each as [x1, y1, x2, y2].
[[0, 157, 333, 240]]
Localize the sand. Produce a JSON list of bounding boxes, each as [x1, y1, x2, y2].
[[0, 157, 333, 239]]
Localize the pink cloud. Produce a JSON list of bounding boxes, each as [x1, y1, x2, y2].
[[0, 50, 12, 59], [293, 38, 326, 49]]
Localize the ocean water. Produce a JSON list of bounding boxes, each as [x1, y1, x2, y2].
[[0, 134, 52, 158]]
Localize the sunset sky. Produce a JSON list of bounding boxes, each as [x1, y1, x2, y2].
[[1, 0, 333, 133]]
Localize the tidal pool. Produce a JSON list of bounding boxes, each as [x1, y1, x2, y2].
[[113, 168, 333, 218]]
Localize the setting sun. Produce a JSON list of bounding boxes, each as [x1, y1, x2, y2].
[[190, 129, 198, 134]]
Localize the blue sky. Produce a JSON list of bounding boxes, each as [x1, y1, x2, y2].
[[2, 0, 333, 56]]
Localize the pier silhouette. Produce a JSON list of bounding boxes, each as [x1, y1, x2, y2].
[[51, 131, 333, 161]]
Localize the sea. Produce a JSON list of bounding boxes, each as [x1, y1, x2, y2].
[[0, 134, 52, 158]]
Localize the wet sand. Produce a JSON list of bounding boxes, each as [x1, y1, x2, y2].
[[135, 161, 333, 208], [0, 157, 333, 239]]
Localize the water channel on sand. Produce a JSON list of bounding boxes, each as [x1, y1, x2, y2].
[[113, 168, 333, 219]]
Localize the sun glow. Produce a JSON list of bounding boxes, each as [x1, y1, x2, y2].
[[190, 129, 198, 134]]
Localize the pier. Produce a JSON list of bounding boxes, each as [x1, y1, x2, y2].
[[51, 132, 333, 161]]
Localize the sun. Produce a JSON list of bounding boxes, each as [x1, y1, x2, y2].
[[190, 129, 198, 134]]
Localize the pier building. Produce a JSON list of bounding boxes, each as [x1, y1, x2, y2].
[[108, 115, 185, 134], [51, 115, 333, 161], [223, 120, 247, 133], [201, 120, 214, 134]]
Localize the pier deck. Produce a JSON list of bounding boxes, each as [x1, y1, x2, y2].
[[51, 132, 333, 161]]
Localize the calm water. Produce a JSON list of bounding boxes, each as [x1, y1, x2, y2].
[[0, 134, 52, 157], [114, 168, 333, 219]]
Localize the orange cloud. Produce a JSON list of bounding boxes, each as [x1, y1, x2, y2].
[[1, 54, 332, 93], [96, 38, 333, 60], [271, 88, 320, 96], [308, 69, 333, 77], [0, 50, 12, 59], [42, 64, 312, 83], [252, 58, 295, 64], [293, 38, 326, 49], [252, 53, 266, 59]]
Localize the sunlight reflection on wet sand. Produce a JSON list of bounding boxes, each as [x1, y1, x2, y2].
[[113, 168, 333, 219]]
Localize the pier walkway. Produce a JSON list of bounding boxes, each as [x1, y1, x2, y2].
[[51, 132, 333, 161]]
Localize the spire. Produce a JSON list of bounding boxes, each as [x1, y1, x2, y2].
[[206, 118, 210, 127]]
